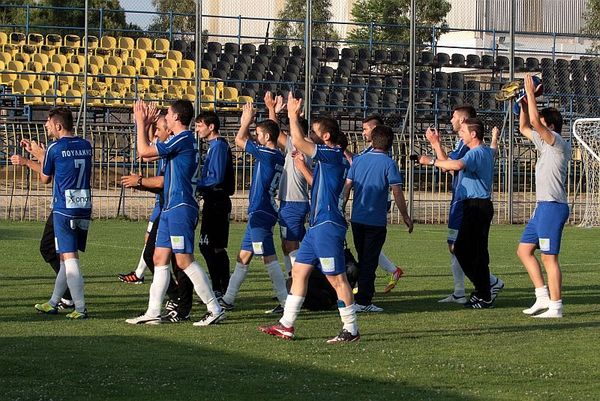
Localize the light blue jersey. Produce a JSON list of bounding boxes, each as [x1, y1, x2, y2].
[[457, 145, 495, 200], [43, 136, 92, 218]]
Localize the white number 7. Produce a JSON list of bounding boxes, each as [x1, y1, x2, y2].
[[74, 159, 86, 188]]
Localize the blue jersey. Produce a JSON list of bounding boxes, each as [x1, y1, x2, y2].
[[449, 139, 469, 200], [155, 130, 198, 211], [42, 136, 92, 217], [197, 137, 229, 191], [347, 150, 403, 227], [457, 145, 495, 200], [309, 144, 346, 227], [245, 140, 284, 217], [153, 158, 165, 209]]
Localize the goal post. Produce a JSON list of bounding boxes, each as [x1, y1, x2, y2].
[[572, 118, 600, 227]]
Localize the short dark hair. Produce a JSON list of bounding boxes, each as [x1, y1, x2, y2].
[[362, 114, 384, 126], [48, 107, 74, 131], [313, 116, 345, 146], [540, 107, 563, 133], [372, 125, 394, 151], [464, 117, 484, 140], [196, 111, 220, 131], [256, 119, 280, 144], [453, 105, 477, 119], [170, 100, 194, 126]]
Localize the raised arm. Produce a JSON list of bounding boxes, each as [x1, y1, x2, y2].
[[425, 127, 448, 161], [490, 126, 499, 150], [235, 102, 255, 150], [287, 92, 315, 157], [391, 184, 413, 233], [135, 100, 159, 159], [524, 74, 555, 145]]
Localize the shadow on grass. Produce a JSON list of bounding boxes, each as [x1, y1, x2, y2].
[[0, 335, 480, 401]]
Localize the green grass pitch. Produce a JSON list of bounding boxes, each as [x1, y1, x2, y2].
[[1, 220, 599, 400]]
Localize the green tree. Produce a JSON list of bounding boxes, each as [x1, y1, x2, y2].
[[583, 0, 600, 51], [0, 0, 34, 30], [348, 0, 451, 49], [30, 0, 127, 36], [147, 0, 207, 45], [273, 0, 340, 47]]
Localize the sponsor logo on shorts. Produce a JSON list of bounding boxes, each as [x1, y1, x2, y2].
[[171, 236, 185, 250], [252, 242, 264, 255], [320, 257, 335, 273], [539, 238, 550, 252]]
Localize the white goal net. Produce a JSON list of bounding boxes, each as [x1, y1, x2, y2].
[[573, 118, 600, 227]]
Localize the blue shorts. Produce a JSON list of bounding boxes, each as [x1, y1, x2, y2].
[[53, 212, 90, 253], [295, 222, 347, 275], [520, 202, 569, 255], [241, 212, 278, 256], [279, 201, 309, 241], [447, 199, 464, 244], [155, 206, 198, 254], [147, 204, 161, 233]]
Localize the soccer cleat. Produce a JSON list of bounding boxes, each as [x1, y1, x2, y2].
[[490, 278, 505, 300], [57, 299, 75, 310], [438, 294, 467, 304], [265, 304, 284, 314], [193, 310, 226, 326], [161, 310, 190, 323], [118, 271, 144, 284], [523, 297, 550, 315], [464, 294, 494, 309], [218, 298, 234, 311], [34, 302, 58, 315], [383, 266, 405, 293], [164, 298, 179, 313], [125, 313, 161, 325], [326, 329, 360, 344], [354, 303, 384, 313], [66, 309, 88, 319], [258, 323, 295, 340]]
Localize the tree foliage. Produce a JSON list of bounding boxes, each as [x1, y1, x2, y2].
[[348, 0, 451, 49], [0, 0, 34, 29], [583, 0, 600, 51], [273, 0, 339, 47]]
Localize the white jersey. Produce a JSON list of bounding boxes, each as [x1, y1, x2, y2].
[[279, 135, 311, 202]]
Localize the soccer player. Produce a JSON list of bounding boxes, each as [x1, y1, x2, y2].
[[419, 117, 496, 309], [343, 125, 413, 312], [264, 92, 311, 310], [218, 103, 287, 310], [195, 111, 235, 298], [517, 74, 570, 318], [424, 105, 504, 304], [11, 107, 92, 319], [125, 99, 224, 326], [259, 93, 360, 343], [354, 115, 406, 293]]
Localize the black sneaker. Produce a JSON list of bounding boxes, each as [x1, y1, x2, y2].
[[161, 310, 190, 323], [57, 299, 75, 310], [165, 298, 179, 313], [327, 329, 360, 344], [464, 294, 494, 309], [264, 304, 284, 314], [218, 298, 234, 311]]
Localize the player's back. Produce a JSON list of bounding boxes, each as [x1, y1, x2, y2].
[[157, 130, 198, 210], [44, 136, 92, 217], [246, 141, 284, 216], [310, 144, 346, 227]]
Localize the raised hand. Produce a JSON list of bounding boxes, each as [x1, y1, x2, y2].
[[146, 102, 160, 125], [240, 102, 255, 127], [274, 95, 286, 114], [287, 91, 303, 120], [133, 99, 148, 127], [425, 127, 440, 145], [264, 91, 276, 110]]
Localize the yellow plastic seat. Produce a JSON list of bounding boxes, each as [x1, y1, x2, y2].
[[64, 34, 81, 48], [116, 65, 136, 87], [110, 82, 126, 96], [20, 45, 37, 55], [0, 51, 11, 64], [59, 62, 80, 86], [24, 88, 44, 105], [91, 81, 108, 94], [136, 37, 153, 51], [39, 45, 56, 57], [44, 62, 63, 86], [8, 60, 25, 72], [65, 89, 82, 106], [155, 66, 174, 88], [13, 52, 30, 64], [104, 91, 123, 107], [27, 33, 44, 47], [101, 64, 118, 86], [174, 67, 192, 88], [33, 79, 51, 93], [10, 32, 26, 46], [46, 34, 62, 48], [33, 53, 49, 65], [200, 94, 216, 111], [100, 35, 117, 50], [0, 71, 17, 85], [83, 35, 99, 51], [126, 56, 142, 72], [70, 54, 85, 68], [238, 95, 254, 105], [166, 51, 183, 66], [88, 55, 105, 70], [0, 59, 4, 71], [0, 32, 7, 46], [95, 47, 112, 57], [1, 43, 19, 56], [140, 65, 155, 77], [12, 79, 30, 94], [118, 36, 135, 50], [107, 55, 124, 70], [130, 48, 147, 63], [185, 86, 196, 96], [113, 48, 129, 60], [50, 54, 67, 67], [44, 88, 63, 105], [154, 38, 170, 54], [71, 81, 87, 93], [181, 59, 195, 70], [161, 58, 178, 71], [144, 57, 160, 71], [182, 93, 196, 102], [59, 46, 76, 56]]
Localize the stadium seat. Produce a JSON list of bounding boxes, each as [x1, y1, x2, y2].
[[125, 56, 142, 72], [64, 34, 81, 48], [481, 55, 494, 69], [166, 50, 183, 65], [514, 56, 525, 72], [70, 54, 85, 68], [50, 53, 67, 67], [451, 53, 466, 68], [417, 51, 434, 66], [27, 33, 44, 47], [180, 59, 195, 71], [100, 35, 117, 50], [24, 87, 44, 105], [282, 71, 298, 84], [12, 79, 30, 94], [224, 42, 240, 57], [129, 49, 147, 64], [0, 51, 11, 64], [161, 58, 178, 71], [8, 60, 25, 72], [466, 54, 481, 68], [10, 32, 26, 46], [83, 35, 99, 51], [101, 64, 119, 86], [526, 57, 540, 72], [381, 93, 399, 111], [43, 88, 63, 105], [241, 43, 256, 57], [433, 52, 451, 68], [0, 31, 7, 46], [268, 62, 283, 76], [200, 94, 216, 110], [354, 59, 370, 74], [154, 38, 170, 54], [374, 49, 389, 64], [325, 47, 339, 62], [0, 59, 4, 71], [1, 43, 19, 56], [229, 70, 245, 91], [465, 80, 481, 106], [118, 36, 135, 51], [136, 37, 153, 52], [13, 52, 30, 64], [144, 57, 160, 71], [384, 76, 399, 95], [389, 49, 406, 65], [496, 55, 510, 71], [207, 41, 222, 55], [275, 45, 289, 59], [0, 70, 17, 86], [258, 44, 273, 58], [328, 90, 344, 111], [107, 55, 124, 70], [88, 55, 105, 70], [46, 34, 62, 48], [155, 66, 174, 88]]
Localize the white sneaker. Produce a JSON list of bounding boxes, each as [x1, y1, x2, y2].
[[193, 310, 226, 326], [125, 314, 161, 325], [533, 308, 562, 318], [438, 294, 467, 304], [354, 303, 384, 312], [522, 297, 550, 315]]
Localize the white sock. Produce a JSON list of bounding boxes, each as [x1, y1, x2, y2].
[[134, 247, 147, 278], [523, 286, 550, 315], [289, 249, 298, 269], [339, 304, 359, 335], [378, 252, 396, 273], [283, 255, 292, 276], [183, 261, 222, 314], [64, 258, 86, 313], [534, 299, 562, 318], [266, 260, 288, 305], [280, 294, 304, 328], [451, 254, 465, 297], [146, 264, 170, 317], [222, 262, 248, 305], [49, 261, 67, 307]]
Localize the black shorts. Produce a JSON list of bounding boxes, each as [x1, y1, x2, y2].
[[200, 193, 231, 249]]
